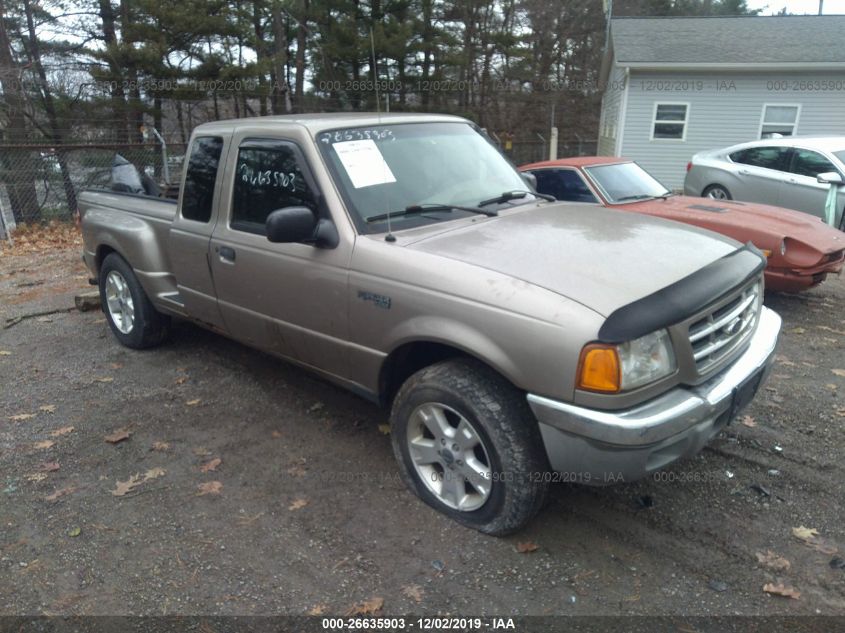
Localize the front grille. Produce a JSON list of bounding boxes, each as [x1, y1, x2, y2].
[[687, 282, 760, 374]]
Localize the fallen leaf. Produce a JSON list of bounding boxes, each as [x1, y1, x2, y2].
[[199, 457, 221, 473], [111, 468, 166, 497], [109, 362, 123, 369], [93, 376, 114, 383], [826, 383, 838, 391], [377, 424, 391, 435], [174, 376, 188, 385], [787, 327, 805, 334], [0, 350, 11, 356], [67, 527, 81, 538], [287, 465, 307, 477], [104, 429, 131, 444], [288, 498, 308, 511], [345, 597, 384, 616], [197, 481, 222, 496], [516, 541, 539, 553], [49, 426, 75, 437], [307, 605, 328, 616], [39, 405, 57, 413], [740, 415, 757, 428], [401, 584, 424, 603], [144, 467, 166, 480], [9, 413, 36, 422], [45, 486, 76, 502], [192, 446, 211, 457], [151, 441, 170, 451], [271, 430, 283, 438], [756, 551, 791, 572], [763, 583, 801, 599], [832, 369, 845, 378], [33, 440, 55, 450], [111, 474, 142, 497], [792, 526, 820, 541], [38, 462, 60, 472], [186, 399, 201, 406], [25, 473, 48, 482]]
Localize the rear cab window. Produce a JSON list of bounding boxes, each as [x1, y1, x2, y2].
[[181, 136, 224, 223]]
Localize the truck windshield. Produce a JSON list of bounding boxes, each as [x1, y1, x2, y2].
[[583, 162, 671, 204], [317, 122, 536, 232]]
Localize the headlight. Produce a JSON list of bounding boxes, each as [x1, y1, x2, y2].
[[578, 329, 677, 393]]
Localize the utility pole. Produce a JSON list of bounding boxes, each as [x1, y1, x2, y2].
[[819, 0, 824, 15]]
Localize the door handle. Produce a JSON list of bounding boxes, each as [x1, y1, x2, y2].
[[738, 169, 750, 175], [216, 246, 236, 263]]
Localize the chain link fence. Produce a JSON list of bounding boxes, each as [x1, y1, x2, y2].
[[0, 143, 188, 236], [0, 134, 596, 238]]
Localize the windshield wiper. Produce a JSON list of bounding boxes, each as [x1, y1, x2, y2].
[[615, 194, 655, 202], [478, 190, 555, 207], [365, 203, 498, 224]]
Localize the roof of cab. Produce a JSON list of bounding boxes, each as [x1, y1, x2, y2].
[[193, 112, 470, 135]]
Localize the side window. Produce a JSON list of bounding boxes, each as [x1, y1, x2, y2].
[[789, 149, 837, 179], [729, 146, 790, 172], [760, 104, 799, 138], [182, 136, 223, 223], [651, 103, 688, 140], [231, 141, 317, 234], [533, 169, 598, 203]]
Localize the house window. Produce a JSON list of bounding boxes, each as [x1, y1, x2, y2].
[[759, 104, 800, 138], [651, 103, 688, 141]]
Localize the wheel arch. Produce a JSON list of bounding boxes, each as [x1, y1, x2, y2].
[[377, 337, 521, 408]]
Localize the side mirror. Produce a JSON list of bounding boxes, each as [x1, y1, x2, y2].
[[817, 172, 844, 185], [521, 171, 537, 189], [266, 206, 317, 244], [265, 206, 339, 249]]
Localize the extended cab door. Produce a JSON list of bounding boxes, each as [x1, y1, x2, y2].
[[169, 135, 228, 331], [208, 134, 353, 379]]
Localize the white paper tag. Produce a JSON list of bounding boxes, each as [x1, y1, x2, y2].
[[333, 139, 396, 189]]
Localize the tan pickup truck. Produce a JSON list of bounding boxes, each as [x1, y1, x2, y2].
[[80, 113, 781, 535]]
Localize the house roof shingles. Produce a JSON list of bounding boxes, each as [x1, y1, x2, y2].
[[610, 16, 845, 65]]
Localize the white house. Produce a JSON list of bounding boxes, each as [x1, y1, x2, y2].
[[597, 15, 845, 189]]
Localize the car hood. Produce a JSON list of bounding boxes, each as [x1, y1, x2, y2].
[[405, 203, 739, 317], [622, 196, 845, 253]]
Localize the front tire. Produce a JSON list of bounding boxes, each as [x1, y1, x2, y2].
[[702, 184, 732, 200], [390, 358, 549, 535], [99, 253, 170, 349]]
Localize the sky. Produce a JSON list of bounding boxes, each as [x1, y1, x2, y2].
[[745, 0, 844, 14]]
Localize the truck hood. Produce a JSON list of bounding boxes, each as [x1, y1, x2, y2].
[[622, 196, 845, 254], [405, 203, 739, 316]]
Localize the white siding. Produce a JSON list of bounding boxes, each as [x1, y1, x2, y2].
[[597, 65, 627, 156], [618, 70, 845, 189]]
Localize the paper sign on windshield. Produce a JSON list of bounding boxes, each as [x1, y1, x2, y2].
[[333, 139, 396, 189]]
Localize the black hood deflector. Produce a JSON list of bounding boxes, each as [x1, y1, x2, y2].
[[598, 243, 766, 343]]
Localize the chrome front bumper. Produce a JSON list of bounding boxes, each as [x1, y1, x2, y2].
[[527, 306, 781, 484]]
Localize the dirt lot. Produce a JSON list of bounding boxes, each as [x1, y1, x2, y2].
[[1, 231, 844, 618]]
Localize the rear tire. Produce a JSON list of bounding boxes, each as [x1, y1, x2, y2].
[[99, 253, 170, 349], [390, 358, 549, 536], [702, 184, 732, 200]]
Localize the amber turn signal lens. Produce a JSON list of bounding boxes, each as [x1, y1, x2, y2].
[[761, 249, 772, 258], [577, 344, 621, 393]]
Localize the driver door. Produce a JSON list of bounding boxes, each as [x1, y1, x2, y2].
[[209, 137, 352, 378]]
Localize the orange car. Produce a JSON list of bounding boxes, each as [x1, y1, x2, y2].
[[520, 157, 845, 293]]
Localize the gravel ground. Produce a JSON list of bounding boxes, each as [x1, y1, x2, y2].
[[1, 244, 844, 617]]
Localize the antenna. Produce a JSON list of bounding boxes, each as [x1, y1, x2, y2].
[[371, 27, 395, 242]]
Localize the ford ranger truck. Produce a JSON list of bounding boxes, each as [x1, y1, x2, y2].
[[79, 113, 781, 535]]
